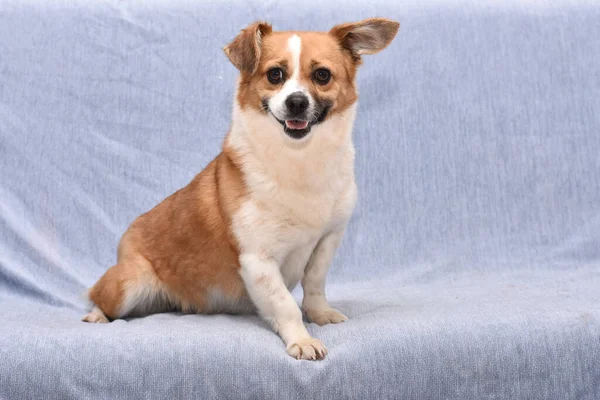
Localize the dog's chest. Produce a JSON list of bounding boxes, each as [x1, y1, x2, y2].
[[271, 189, 350, 290], [232, 132, 357, 263], [234, 169, 356, 257], [268, 164, 355, 233]]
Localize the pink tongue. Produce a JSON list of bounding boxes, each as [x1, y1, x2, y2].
[[285, 120, 309, 130]]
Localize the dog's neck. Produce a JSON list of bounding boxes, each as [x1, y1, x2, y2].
[[226, 100, 357, 193]]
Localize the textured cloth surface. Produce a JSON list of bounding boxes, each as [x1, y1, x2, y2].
[[1, 1, 600, 399]]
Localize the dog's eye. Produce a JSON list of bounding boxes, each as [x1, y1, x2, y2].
[[313, 68, 331, 85], [267, 68, 284, 84]]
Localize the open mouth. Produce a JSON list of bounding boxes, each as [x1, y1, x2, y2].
[[285, 120, 309, 130], [263, 101, 331, 140], [282, 119, 311, 139], [271, 117, 313, 139]]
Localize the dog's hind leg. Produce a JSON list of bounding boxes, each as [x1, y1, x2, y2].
[[82, 306, 109, 323]]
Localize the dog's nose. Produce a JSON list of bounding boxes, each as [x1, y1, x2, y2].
[[285, 93, 309, 116]]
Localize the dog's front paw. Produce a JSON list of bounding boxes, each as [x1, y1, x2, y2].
[[305, 308, 348, 326], [286, 337, 328, 360]]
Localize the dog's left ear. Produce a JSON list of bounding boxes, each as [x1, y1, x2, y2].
[[330, 18, 399, 62], [224, 21, 272, 74]]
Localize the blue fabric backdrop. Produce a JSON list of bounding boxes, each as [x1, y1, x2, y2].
[[1, 1, 599, 398]]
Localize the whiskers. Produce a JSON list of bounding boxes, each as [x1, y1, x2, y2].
[[260, 98, 270, 114]]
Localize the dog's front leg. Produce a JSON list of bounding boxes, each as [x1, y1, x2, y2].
[[301, 230, 349, 325], [239, 254, 328, 360]]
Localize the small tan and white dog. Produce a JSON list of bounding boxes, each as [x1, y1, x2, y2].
[[83, 18, 399, 360]]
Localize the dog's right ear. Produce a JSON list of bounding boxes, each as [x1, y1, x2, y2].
[[224, 22, 272, 75]]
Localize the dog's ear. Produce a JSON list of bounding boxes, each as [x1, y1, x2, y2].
[[224, 21, 272, 74], [330, 18, 399, 62]]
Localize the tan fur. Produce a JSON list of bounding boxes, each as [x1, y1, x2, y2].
[[85, 18, 399, 360], [223, 22, 272, 74], [87, 144, 248, 319], [235, 30, 360, 116], [231, 18, 399, 116]]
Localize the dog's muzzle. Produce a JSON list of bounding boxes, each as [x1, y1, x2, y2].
[[264, 93, 331, 140]]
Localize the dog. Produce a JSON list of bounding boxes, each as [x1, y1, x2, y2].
[[82, 18, 399, 360]]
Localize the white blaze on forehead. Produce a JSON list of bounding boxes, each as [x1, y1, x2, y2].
[[282, 34, 304, 93], [268, 34, 315, 121], [288, 34, 302, 80]]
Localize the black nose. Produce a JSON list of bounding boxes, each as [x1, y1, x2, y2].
[[285, 92, 309, 116]]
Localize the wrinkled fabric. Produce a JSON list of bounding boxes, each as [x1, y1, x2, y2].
[[1, 1, 599, 399]]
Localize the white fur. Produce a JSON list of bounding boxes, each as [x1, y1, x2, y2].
[[268, 35, 316, 122], [118, 269, 176, 317], [206, 288, 254, 314], [301, 231, 349, 325], [288, 34, 301, 74], [238, 253, 311, 346], [228, 64, 358, 357], [81, 306, 109, 323]]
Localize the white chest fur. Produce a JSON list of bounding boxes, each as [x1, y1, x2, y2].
[[229, 105, 358, 288], [231, 107, 356, 239]]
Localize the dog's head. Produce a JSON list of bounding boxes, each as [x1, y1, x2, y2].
[[224, 18, 399, 141]]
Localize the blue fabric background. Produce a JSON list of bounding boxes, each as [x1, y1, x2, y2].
[[1, 1, 599, 399]]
